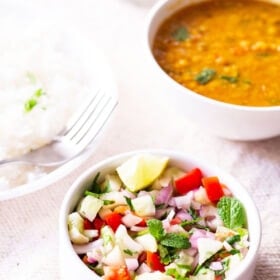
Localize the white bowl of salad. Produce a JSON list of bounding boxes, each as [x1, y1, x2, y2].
[[59, 150, 261, 280]]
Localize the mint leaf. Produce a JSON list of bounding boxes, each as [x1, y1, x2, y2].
[[161, 233, 190, 249], [158, 244, 178, 265], [147, 219, 164, 241], [217, 197, 246, 229]]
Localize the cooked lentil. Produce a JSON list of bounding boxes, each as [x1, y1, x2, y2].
[[153, 0, 280, 106]]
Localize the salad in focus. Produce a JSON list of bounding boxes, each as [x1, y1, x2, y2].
[[67, 154, 249, 280]]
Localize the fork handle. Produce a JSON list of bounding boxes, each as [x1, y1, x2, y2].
[[0, 159, 22, 166]]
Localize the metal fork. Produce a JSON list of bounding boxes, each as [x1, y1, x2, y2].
[[0, 89, 118, 166]]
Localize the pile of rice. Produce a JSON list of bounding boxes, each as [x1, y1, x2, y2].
[[0, 24, 91, 190]]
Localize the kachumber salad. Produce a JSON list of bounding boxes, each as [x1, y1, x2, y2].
[[68, 154, 249, 280], [153, 0, 280, 106]]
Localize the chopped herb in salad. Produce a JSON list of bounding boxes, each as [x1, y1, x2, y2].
[[67, 154, 249, 280]]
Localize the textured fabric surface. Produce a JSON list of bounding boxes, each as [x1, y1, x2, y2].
[[0, 0, 279, 279]]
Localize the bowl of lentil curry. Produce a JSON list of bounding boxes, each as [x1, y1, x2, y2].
[[146, 0, 280, 140]]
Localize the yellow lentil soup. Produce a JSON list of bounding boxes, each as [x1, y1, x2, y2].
[[153, 0, 280, 106]]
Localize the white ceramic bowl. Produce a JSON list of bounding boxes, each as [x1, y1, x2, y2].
[[145, 0, 280, 141], [59, 149, 261, 280], [0, 23, 118, 201]]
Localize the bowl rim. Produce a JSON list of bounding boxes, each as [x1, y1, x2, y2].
[[59, 149, 261, 280], [145, 0, 280, 112]]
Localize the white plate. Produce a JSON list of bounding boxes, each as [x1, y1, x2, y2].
[[0, 22, 118, 200]]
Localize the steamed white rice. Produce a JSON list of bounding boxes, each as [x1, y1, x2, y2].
[[0, 24, 91, 190]]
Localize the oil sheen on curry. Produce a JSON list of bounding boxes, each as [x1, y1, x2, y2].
[[153, 0, 280, 106]]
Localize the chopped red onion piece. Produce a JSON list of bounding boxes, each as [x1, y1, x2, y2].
[[184, 247, 198, 257], [125, 258, 139, 271], [200, 205, 218, 218], [121, 189, 136, 199], [122, 213, 143, 228], [155, 183, 173, 205], [190, 229, 215, 248], [136, 263, 152, 274], [73, 239, 103, 254], [171, 191, 194, 209], [176, 210, 192, 221], [130, 226, 147, 232], [210, 261, 223, 271]]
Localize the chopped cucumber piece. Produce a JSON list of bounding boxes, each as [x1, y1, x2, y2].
[[135, 233, 157, 252], [132, 195, 155, 217], [197, 238, 223, 264], [78, 195, 103, 222], [67, 212, 89, 244]]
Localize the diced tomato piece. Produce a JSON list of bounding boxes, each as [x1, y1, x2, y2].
[[146, 251, 165, 272], [138, 251, 147, 264], [215, 276, 223, 280], [82, 255, 90, 264], [83, 218, 94, 230], [137, 218, 147, 227], [170, 217, 182, 225], [103, 266, 131, 280], [104, 212, 123, 232], [202, 176, 224, 203], [92, 216, 105, 232], [175, 168, 202, 195]]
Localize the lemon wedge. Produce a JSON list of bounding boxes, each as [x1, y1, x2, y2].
[[116, 154, 169, 192]]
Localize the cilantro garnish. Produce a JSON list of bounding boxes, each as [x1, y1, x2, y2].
[[123, 249, 134, 256], [103, 200, 115, 205], [172, 26, 189, 41], [180, 218, 201, 227], [188, 207, 198, 219], [24, 98, 37, 112], [124, 196, 134, 211], [229, 249, 240, 255], [220, 75, 238, 83], [88, 172, 101, 194], [226, 234, 241, 245], [24, 88, 45, 112], [217, 197, 246, 229], [195, 68, 216, 85]]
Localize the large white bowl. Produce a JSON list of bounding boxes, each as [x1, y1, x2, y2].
[[145, 0, 280, 141], [59, 149, 261, 280]]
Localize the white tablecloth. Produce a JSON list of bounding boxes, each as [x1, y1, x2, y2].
[[0, 0, 279, 279]]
